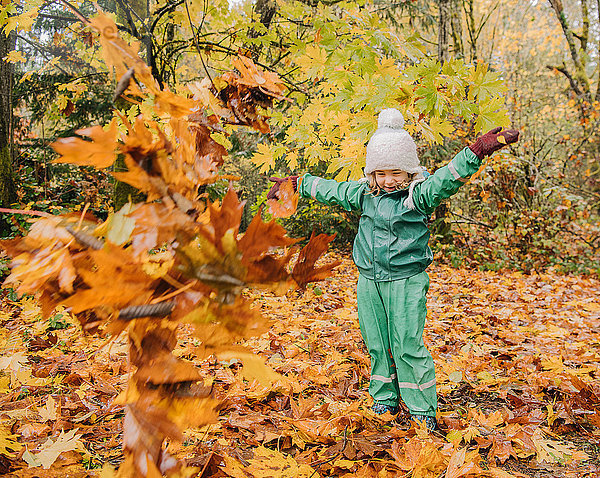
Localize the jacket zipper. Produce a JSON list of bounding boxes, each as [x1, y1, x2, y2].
[[373, 195, 380, 279], [387, 195, 393, 280]]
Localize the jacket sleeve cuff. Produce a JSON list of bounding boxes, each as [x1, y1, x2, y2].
[[297, 173, 312, 198], [299, 173, 326, 200], [446, 147, 482, 182]]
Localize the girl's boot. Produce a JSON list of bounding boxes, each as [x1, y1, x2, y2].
[[411, 414, 437, 431], [371, 402, 399, 415]]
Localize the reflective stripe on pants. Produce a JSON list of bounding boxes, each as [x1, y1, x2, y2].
[[357, 272, 437, 416]]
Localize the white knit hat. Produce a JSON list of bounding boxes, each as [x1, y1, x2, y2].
[[365, 108, 422, 175]]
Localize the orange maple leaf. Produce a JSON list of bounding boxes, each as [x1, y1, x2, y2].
[[61, 245, 157, 314], [267, 179, 299, 218], [292, 232, 340, 287], [127, 203, 197, 257], [232, 55, 287, 99], [238, 212, 298, 262], [206, 187, 245, 251], [51, 119, 118, 168]]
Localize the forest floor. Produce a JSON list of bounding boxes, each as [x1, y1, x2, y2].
[[1, 253, 600, 477]]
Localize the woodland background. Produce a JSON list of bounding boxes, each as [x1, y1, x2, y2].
[[0, 0, 599, 477], [1, 0, 599, 273]]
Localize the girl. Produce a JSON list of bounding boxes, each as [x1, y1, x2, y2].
[[267, 108, 519, 430]]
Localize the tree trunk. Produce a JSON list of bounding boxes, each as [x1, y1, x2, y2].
[[437, 0, 450, 64], [248, 0, 277, 58], [433, 0, 453, 242], [548, 0, 592, 103], [449, 0, 464, 59], [464, 0, 477, 62], [0, 30, 18, 235]]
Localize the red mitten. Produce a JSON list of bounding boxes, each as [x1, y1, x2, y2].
[[469, 127, 520, 159], [267, 176, 298, 200]]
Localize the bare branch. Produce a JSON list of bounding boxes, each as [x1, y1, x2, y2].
[[115, 0, 140, 39], [37, 13, 80, 23], [546, 64, 584, 99], [151, 0, 185, 33], [184, 0, 214, 87], [58, 0, 90, 25]]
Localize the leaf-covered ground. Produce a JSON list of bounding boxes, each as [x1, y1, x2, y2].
[[1, 253, 599, 477]]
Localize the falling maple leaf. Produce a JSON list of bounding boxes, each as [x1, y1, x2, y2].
[[292, 232, 341, 287], [238, 211, 298, 262], [232, 56, 287, 99], [267, 179, 299, 218], [51, 119, 118, 168], [0, 11, 386, 478], [60, 245, 157, 315], [126, 202, 197, 257]]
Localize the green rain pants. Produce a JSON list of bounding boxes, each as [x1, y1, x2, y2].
[[357, 272, 437, 417]]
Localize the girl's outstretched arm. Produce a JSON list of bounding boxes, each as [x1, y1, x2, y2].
[[268, 174, 366, 212], [411, 128, 519, 215]]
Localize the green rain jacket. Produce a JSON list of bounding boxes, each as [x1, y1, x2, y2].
[[298, 147, 482, 281]]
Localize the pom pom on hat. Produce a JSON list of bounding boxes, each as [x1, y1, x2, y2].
[[377, 108, 405, 129], [365, 108, 422, 175]]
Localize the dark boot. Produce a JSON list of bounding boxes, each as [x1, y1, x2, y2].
[[411, 414, 437, 431], [372, 402, 399, 415]]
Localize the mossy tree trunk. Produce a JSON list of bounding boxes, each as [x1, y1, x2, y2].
[[432, 0, 453, 243], [0, 30, 17, 236]]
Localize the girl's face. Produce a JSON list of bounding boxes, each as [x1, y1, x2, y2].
[[374, 170, 411, 192]]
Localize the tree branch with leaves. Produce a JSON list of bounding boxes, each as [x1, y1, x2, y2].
[[2, 11, 339, 477]]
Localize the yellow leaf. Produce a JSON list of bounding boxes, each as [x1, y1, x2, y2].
[[0, 351, 28, 373], [246, 446, 317, 477], [106, 202, 137, 245], [333, 458, 356, 469], [532, 428, 588, 464], [99, 463, 117, 478], [217, 351, 289, 389], [583, 302, 600, 312], [3, 50, 26, 63], [294, 44, 328, 79], [142, 251, 174, 279], [0, 375, 9, 393], [446, 429, 463, 444], [211, 132, 233, 150], [189, 78, 232, 119], [0, 425, 22, 457], [2, 8, 38, 34], [23, 428, 84, 469], [476, 371, 496, 385], [220, 454, 248, 478], [251, 143, 277, 173]]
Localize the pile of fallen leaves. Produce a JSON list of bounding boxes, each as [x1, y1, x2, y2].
[[1, 255, 599, 477]]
